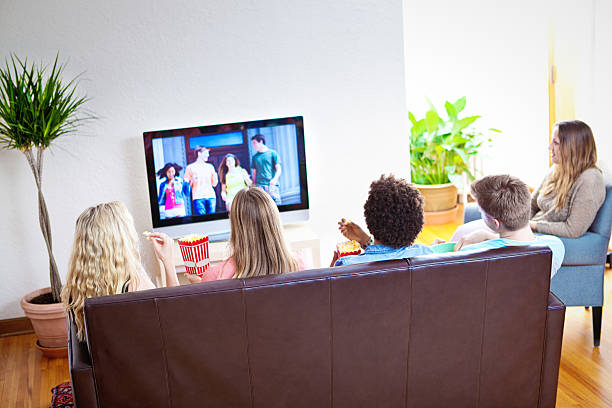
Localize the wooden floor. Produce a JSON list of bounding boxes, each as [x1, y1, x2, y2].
[[0, 333, 70, 407], [1, 212, 611, 407]]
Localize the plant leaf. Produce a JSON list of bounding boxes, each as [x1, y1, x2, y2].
[[0, 54, 94, 150], [453, 115, 480, 133], [453, 96, 466, 113], [408, 111, 417, 125], [410, 118, 426, 139], [425, 110, 440, 134], [444, 101, 457, 121], [448, 173, 464, 189]]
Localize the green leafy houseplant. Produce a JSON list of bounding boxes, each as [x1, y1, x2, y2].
[[0, 55, 91, 303], [409, 97, 499, 187]]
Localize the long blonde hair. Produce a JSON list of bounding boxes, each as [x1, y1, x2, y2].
[[61, 201, 144, 340], [540, 120, 599, 211], [228, 187, 299, 278]]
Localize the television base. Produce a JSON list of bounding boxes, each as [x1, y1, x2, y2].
[[208, 231, 231, 242]]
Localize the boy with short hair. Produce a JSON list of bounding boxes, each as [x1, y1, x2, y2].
[[457, 174, 564, 277]]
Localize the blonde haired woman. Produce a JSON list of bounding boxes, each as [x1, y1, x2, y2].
[[62, 201, 179, 341], [529, 120, 605, 237], [451, 120, 605, 246], [188, 186, 304, 282]]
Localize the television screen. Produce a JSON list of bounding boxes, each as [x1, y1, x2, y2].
[[143, 116, 308, 238]]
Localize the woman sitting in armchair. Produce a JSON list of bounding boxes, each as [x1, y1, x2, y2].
[[453, 119, 605, 246]]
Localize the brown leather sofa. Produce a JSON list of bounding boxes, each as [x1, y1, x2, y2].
[[68, 245, 565, 407]]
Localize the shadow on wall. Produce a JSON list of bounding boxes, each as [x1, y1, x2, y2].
[[0, 153, 32, 251], [120, 137, 160, 281]]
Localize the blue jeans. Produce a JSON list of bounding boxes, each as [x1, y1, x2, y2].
[[193, 198, 216, 215], [258, 184, 282, 205]]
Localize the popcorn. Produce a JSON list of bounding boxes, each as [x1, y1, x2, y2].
[[177, 234, 210, 277], [336, 240, 361, 258], [178, 234, 204, 244], [142, 231, 163, 242]]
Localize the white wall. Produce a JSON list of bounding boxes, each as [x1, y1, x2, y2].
[[580, 0, 612, 182], [403, 0, 612, 188], [404, 0, 550, 189], [0, 0, 409, 319], [583, 0, 612, 248], [547, 0, 612, 179]]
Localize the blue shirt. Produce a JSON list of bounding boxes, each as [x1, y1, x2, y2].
[[335, 243, 433, 266], [461, 235, 565, 278]]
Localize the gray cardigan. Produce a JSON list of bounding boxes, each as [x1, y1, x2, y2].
[[531, 167, 605, 238]]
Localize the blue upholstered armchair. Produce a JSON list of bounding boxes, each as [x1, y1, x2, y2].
[[463, 184, 612, 346]]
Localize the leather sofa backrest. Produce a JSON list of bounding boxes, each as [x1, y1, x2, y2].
[[83, 245, 555, 408]]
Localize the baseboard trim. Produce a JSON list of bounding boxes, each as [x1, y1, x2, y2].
[[0, 317, 33, 337]]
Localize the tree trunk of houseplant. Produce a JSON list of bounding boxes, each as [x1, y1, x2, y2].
[[23, 147, 62, 300], [19, 147, 67, 354]]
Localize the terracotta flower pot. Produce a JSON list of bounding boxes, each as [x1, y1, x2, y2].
[[415, 183, 458, 212], [21, 287, 68, 349], [415, 183, 459, 225]]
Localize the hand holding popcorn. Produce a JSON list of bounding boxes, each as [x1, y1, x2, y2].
[[336, 240, 362, 258]]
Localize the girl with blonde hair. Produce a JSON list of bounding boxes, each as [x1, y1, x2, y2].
[[529, 120, 605, 237], [188, 186, 304, 282], [62, 201, 179, 340], [451, 119, 605, 245]]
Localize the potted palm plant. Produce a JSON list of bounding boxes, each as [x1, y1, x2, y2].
[[409, 97, 499, 224], [0, 55, 91, 353]]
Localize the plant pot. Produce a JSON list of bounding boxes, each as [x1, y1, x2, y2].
[[423, 206, 459, 225], [35, 340, 68, 358], [20, 287, 67, 349], [415, 183, 459, 225], [415, 183, 458, 212]]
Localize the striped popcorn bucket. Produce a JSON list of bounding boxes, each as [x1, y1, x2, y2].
[[177, 235, 210, 278], [336, 240, 361, 258]]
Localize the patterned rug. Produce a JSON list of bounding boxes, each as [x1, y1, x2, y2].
[[49, 381, 73, 407]]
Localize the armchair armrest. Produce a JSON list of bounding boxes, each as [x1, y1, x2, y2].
[[463, 203, 481, 224], [558, 232, 609, 266], [539, 292, 565, 408]]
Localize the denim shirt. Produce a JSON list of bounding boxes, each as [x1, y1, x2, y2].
[[158, 177, 190, 206], [334, 243, 433, 266]]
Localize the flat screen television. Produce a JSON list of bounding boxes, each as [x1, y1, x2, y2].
[[143, 116, 309, 240]]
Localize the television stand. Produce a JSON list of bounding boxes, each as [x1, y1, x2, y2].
[[154, 224, 321, 286], [208, 231, 231, 242]]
